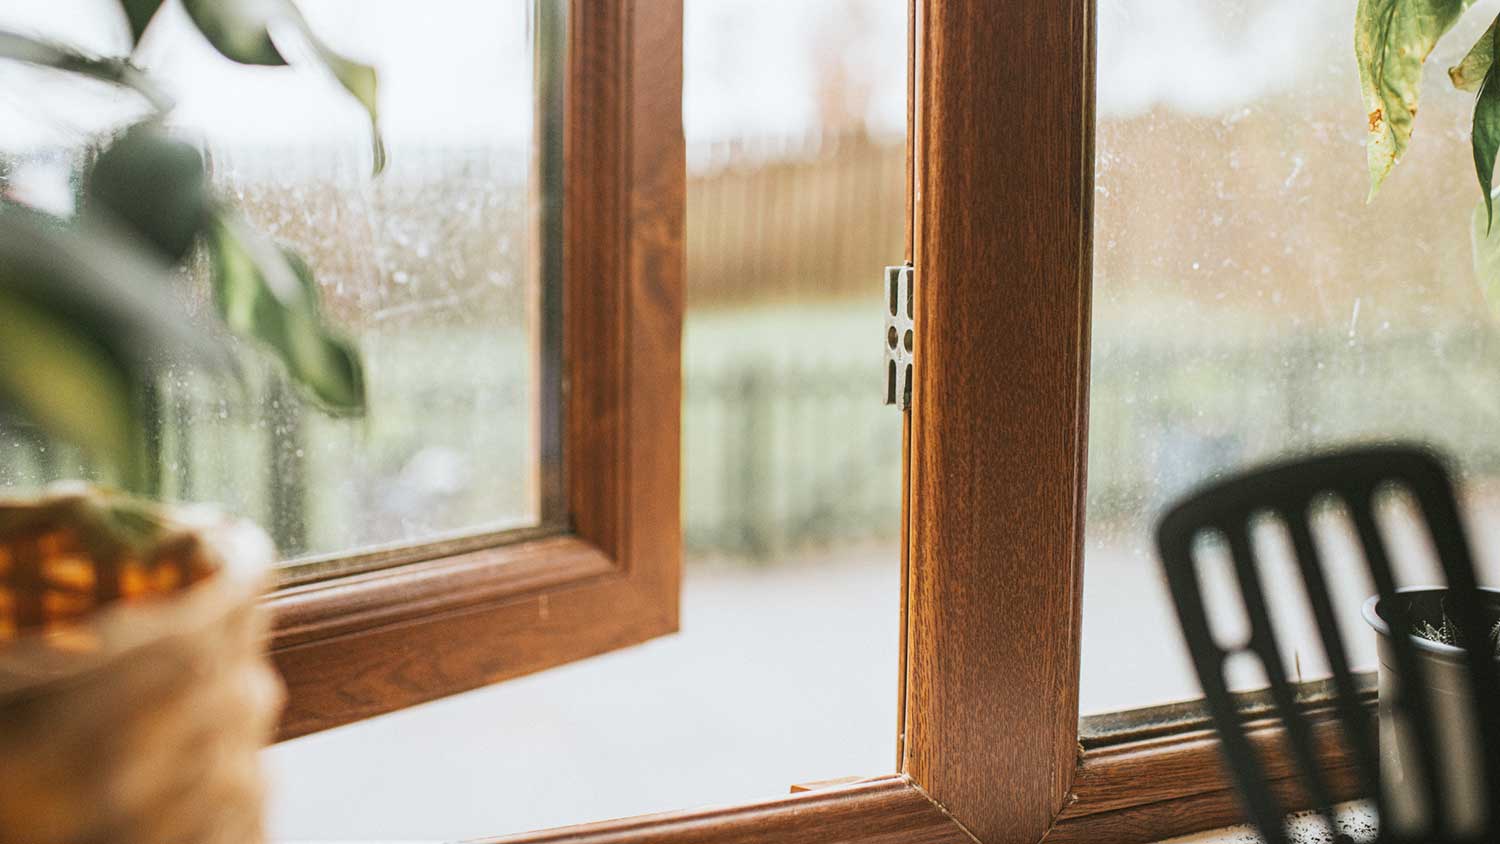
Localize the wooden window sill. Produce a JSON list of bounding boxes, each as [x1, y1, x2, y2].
[[1157, 802, 1375, 844]]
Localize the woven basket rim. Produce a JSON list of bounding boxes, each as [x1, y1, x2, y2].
[[0, 502, 273, 697]]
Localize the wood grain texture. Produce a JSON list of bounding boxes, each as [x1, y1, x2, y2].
[[272, 558, 670, 739], [269, 537, 613, 649], [475, 776, 977, 844], [269, 0, 683, 740], [1044, 767, 1363, 844], [903, 1, 1095, 842], [1061, 702, 1372, 822], [896, 0, 915, 774]]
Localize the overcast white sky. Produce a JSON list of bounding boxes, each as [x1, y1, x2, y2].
[[5, 0, 1497, 155]]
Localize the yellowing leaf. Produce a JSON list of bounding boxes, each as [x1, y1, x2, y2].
[[1450, 15, 1497, 89], [1356, 0, 1475, 199]]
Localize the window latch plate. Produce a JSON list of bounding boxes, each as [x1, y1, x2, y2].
[[885, 264, 914, 410]]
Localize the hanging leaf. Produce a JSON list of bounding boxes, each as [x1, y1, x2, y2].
[[298, 22, 386, 174], [205, 213, 365, 413], [1471, 192, 1500, 311], [0, 29, 169, 110], [0, 204, 226, 488], [1355, 0, 1474, 199], [179, 0, 286, 65], [180, 0, 384, 173], [1450, 15, 1497, 89], [0, 292, 142, 487], [84, 124, 211, 262], [1469, 16, 1500, 230], [117, 0, 165, 47]]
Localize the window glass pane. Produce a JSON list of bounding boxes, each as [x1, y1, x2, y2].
[[266, 0, 907, 837], [1084, 0, 1500, 716], [0, 0, 556, 567]]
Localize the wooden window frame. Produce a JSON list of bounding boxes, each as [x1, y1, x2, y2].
[[266, 0, 685, 740], [270, 0, 1368, 840]]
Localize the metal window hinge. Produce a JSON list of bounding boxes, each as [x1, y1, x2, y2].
[[884, 263, 914, 410]]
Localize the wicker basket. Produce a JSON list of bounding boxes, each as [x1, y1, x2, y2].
[[0, 487, 282, 844]]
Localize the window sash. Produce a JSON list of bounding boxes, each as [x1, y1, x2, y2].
[[303, 0, 1358, 840], [268, 0, 684, 740]]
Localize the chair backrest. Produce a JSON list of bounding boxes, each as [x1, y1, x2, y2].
[[1155, 444, 1500, 844]]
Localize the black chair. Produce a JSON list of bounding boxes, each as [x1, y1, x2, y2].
[[1155, 444, 1500, 844]]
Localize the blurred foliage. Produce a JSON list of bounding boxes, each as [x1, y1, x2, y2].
[[1354, 1, 1500, 324], [0, 0, 380, 494], [1356, 0, 1500, 219], [1353, 0, 1472, 201]]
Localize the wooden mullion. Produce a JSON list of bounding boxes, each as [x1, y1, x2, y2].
[[895, 0, 917, 773], [902, 0, 1096, 841]]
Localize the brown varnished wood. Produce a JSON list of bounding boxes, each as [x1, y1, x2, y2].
[[269, 0, 683, 739], [272, 558, 670, 739], [1044, 766, 1363, 844], [619, 0, 684, 618], [902, 1, 1095, 842], [564, 0, 627, 561], [897, 409, 912, 772], [901, 0, 1368, 840], [269, 536, 612, 649], [476, 776, 977, 844], [1060, 702, 1371, 822], [895, 0, 916, 772], [270, 0, 1377, 836]]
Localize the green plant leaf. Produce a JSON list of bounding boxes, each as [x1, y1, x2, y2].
[[117, 0, 165, 47], [1471, 16, 1500, 230], [1471, 192, 1500, 310], [180, 0, 384, 173], [84, 123, 211, 262], [180, 0, 286, 65], [1355, 0, 1474, 199], [205, 213, 365, 413], [0, 29, 169, 110], [0, 291, 141, 487], [1450, 15, 1497, 89], [299, 23, 386, 174], [0, 204, 227, 488]]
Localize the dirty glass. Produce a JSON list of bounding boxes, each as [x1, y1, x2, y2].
[[266, 1, 908, 838], [1083, 0, 1500, 716], [0, 0, 558, 569]]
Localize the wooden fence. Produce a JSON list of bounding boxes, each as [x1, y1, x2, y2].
[[687, 132, 904, 308]]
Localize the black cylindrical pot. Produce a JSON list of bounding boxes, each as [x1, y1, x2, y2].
[[1362, 587, 1500, 836]]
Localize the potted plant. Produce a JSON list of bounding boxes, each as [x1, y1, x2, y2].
[[1353, 3, 1500, 834], [0, 2, 379, 841], [1362, 588, 1500, 836]]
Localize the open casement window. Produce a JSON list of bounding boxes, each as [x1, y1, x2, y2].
[[460, 1, 1374, 843], [0, 1, 674, 738], [268, 0, 684, 739]]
